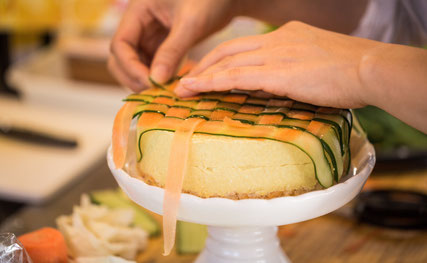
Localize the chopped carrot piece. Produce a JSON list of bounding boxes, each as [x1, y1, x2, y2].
[[163, 118, 206, 256], [112, 101, 138, 169], [18, 227, 68, 263]]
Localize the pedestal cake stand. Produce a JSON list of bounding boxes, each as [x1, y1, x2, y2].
[[107, 130, 375, 263]]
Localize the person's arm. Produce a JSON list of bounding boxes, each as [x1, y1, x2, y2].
[[360, 44, 427, 132], [175, 22, 427, 133]]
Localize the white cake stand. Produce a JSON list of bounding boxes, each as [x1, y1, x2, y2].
[[107, 130, 375, 263]]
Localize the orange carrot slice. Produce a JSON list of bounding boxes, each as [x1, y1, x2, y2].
[[287, 110, 314, 120], [18, 227, 68, 263], [196, 100, 218, 110], [239, 105, 264, 114], [162, 117, 206, 256], [153, 96, 175, 105], [306, 120, 327, 136], [274, 127, 302, 142], [166, 107, 191, 119], [258, 114, 284, 125], [137, 112, 165, 130], [222, 93, 248, 104], [210, 109, 235, 121], [223, 116, 252, 128], [112, 101, 138, 169]]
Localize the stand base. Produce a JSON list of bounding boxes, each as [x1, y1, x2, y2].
[[195, 226, 290, 263]]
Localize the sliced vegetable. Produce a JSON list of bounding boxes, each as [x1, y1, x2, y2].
[[18, 227, 68, 263], [90, 189, 160, 236], [163, 118, 206, 256], [112, 102, 138, 169], [176, 221, 208, 254]]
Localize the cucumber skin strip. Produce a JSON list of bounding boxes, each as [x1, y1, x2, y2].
[[137, 126, 334, 188], [133, 111, 341, 185], [127, 93, 349, 186]]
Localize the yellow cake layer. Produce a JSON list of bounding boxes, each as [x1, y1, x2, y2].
[[137, 130, 318, 199]]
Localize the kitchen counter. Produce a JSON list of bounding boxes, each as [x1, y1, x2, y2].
[[1, 161, 426, 262], [0, 159, 117, 235]]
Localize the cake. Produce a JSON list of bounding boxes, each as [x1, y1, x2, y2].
[[112, 80, 352, 254]]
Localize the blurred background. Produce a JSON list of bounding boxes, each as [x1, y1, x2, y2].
[[0, 0, 426, 262]]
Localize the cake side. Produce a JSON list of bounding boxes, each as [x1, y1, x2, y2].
[[138, 130, 318, 199]]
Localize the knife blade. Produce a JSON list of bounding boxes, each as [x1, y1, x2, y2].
[[0, 125, 78, 148]]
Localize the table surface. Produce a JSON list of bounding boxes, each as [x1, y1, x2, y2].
[[1, 160, 426, 263]]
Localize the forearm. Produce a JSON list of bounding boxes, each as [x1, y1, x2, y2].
[[360, 44, 427, 133], [234, 0, 368, 34]]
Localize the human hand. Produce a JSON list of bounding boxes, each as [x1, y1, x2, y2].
[[175, 21, 380, 109], [108, 0, 237, 92]]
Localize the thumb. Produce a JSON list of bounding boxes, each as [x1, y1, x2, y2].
[[150, 25, 195, 84]]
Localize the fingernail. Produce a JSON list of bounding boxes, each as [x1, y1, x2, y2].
[[180, 77, 196, 86], [151, 64, 170, 83]]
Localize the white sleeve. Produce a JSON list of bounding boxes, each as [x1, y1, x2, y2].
[[351, 0, 427, 46]]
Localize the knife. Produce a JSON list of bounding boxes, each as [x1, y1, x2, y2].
[[0, 125, 78, 148]]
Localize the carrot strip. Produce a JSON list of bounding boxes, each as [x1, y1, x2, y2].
[[166, 107, 191, 119], [137, 112, 165, 130], [162, 118, 206, 256], [153, 96, 175, 105], [210, 110, 235, 121], [223, 116, 252, 128], [196, 100, 218, 110], [239, 105, 264, 114], [287, 110, 314, 120], [112, 101, 138, 169], [274, 127, 302, 142], [222, 93, 248, 104], [18, 227, 68, 263], [306, 120, 327, 137], [258, 114, 284, 125]]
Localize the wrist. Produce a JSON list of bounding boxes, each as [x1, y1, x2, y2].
[[357, 43, 387, 108]]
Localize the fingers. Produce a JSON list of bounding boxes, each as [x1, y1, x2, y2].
[[175, 66, 281, 97], [108, 56, 146, 92], [150, 18, 198, 84], [110, 4, 150, 88], [196, 49, 266, 77], [188, 36, 263, 77]]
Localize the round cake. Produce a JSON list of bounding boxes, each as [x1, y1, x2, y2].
[[112, 84, 352, 255], [113, 87, 351, 200]]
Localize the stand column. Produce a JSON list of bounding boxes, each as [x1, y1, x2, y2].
[[195, 226, 290, 263]]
